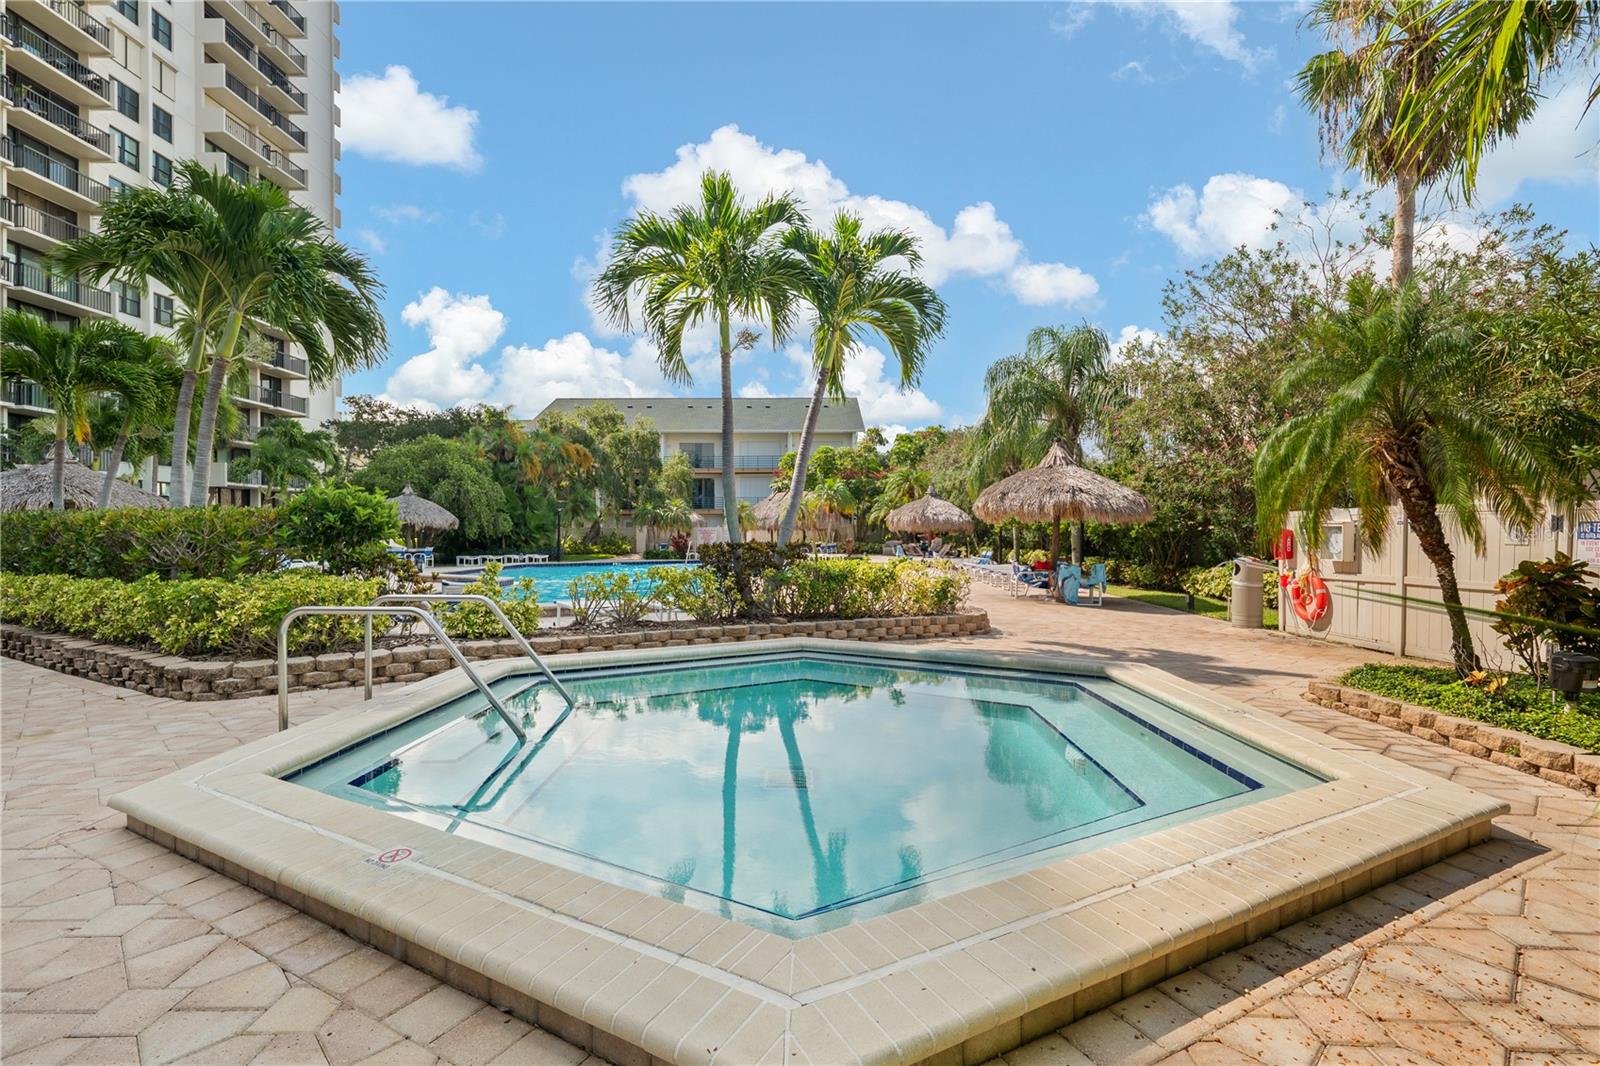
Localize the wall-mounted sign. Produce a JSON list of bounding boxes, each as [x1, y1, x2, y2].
[[1577, 520, 1600, 566]]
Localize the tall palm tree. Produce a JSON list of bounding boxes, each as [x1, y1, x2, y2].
[[593, 170, 806, 543], [56, 162, 386, 506], [806, 477, 857, 542], [777, 214, 947, 544], [1298, 0, 1540, 284], [971, 324, 1123, 566], [228, 419, 338, 503], [1256, 277, 1586, 675], [95, 335, 182, 508], [0, 311, 154, 510], [1339, 1, 1597, 204]]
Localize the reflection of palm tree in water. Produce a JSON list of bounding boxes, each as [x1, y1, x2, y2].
[[979, 702, 1082, 822]]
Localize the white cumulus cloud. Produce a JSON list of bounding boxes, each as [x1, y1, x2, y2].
[[615, 125, 1098, 306], [380, 288, 503, 409], [497, 334, 669, 417], [1009, 262, 1101, 306], [1144, 172, 1300, 256], [1474, 75, 1600, 205], [786, 344, 942, 427], [1108, 324, 1162, 360], [337, 66, 481, 170], [1114, 1, 1271, 72]]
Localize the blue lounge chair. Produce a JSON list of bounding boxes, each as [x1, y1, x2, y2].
[[1057, 562, 1107, 606], [1011, 562, 1052, 598]]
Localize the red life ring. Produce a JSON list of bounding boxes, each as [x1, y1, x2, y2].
[[1287, 571, 1330, 623]]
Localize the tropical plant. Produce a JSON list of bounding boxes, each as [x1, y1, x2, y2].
[[1256, 277, 1586, 675], [971, 324, 1124, 566], [777, 213, 947, 543], [593, 169, 806, 543], [55, 163, 386, 506], [228, 419, 338, 502], [351, 435, 512, 546], [277, 483, 400, 574], [805, 477, 857, 541], [1492, 553, 1600, 684], [84, 334, 183, 509], [0, 311, 157, 510], [1298, 0, 1539, 283]]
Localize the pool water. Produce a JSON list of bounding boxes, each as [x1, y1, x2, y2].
[[453, 560, 694, 603], [290, 653, 1321, 934]]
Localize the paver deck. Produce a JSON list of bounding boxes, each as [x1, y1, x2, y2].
[[3, 582, 1596, 1065]]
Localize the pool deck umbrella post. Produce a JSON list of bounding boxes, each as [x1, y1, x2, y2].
[[0, 445, 170, 511], [973, 441, 1152, 576], [388, 484, 458, 548], [885, 489, 974, 541]]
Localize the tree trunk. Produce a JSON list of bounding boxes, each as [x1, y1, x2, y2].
[[1389, 450, 1478, 674], [717, 317, 740, 546], [50, 431, 67, 511], [779, 355, 831, 544], [188, 311, 245, 507], [1391, 166, 1417, 288], [1048, 517, 1061, 597], [1071, 521, 1084, 567], [148, 452, 159, 495], [97, 425, 131, 509], [168, 365, 198, 507]]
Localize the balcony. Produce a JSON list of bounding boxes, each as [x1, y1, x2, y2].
[[209, 0, 305, 73], [225, 466, 264, 486], [3, 379, 54, 411], [218, 69, 307, 147], [230, 424, 259, 443], [263, 0, 306, 36], [3, 137, 115, 206], [2, 197, 83, 244], [2, 14, 114, 108], [19, 0, 112, 55], [234, 384, 308, 414], [262, 348, 309, 377], [207, 12, 307, 110], [7, 258, 116, 315], [208, 109, 307, 188], [3, 78, 114, 157], [734, 454, 783, 471]]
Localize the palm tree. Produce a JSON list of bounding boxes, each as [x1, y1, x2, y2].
[[1298, 0, 1539, 284], [0, 311, 155, 510], [55, 162, 385, 506], [1256, 277, 1585, 675], [777, 214, 947, 544], [656, 497, 696, 551], [593, 170, 806, 543], [228, 419, 338, 503], [971, 324, 1123, 566], [806, 477, 857, 542], [95, 335, 182, 508]]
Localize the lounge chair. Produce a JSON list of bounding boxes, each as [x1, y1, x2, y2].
[[904, 543, 928, 558], [1010, 562, 1052, 598], [1057, 562, 1107, 606]]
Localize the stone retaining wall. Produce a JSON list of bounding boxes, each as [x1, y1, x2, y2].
[[1305, 681, 1598, 794], [0, 611, 989, 701]]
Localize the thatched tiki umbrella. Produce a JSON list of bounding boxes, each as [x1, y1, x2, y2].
[[750, 489, 826, 541], [973, 442, 1151, 572], [0, 450, 169, 511], [388, 485, 458, 547], [886, 489, 974, 538]]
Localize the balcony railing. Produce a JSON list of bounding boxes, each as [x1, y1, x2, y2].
[[231, 424, 260, 443], [222, 70, 307, 145], [4, 138, 114, 202], [678, 449, 719, 468], [220, 112, 306, 182], [4, 380, 54, 409], [734, 454, 783, 470], [3, 15, 113, 102], [8, 258, 116, 314], [269, 0, 306, 31], [209, 1, 303, 69], [215, 14, 307, 106], [41, 0, 111, 48], [266, 349, 308, 375], [226, 466, 264, 486], [3, 78, 113, 152], [3, 198, 83, 242], [236, 385, 308, 413]]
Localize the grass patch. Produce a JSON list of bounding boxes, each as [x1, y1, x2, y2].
[[1339, 663, 1600, 753], [1107, 584, 1279, 628]]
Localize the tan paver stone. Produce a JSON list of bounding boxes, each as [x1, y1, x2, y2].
[[249, 1032, 330, 1065], [314, 1008, 406, 1066], [1061, 1009, 1157, 1063], [487, 1027, 591, 1065], [249, 985, 340, 1034], [73, 988, 187, 1036], [1455, 1002, 1578, 1052], [177, 961, 291, 1010], [426, 1006, 531, 1065], [349, 1038, 439, 1066], [14, 961, 128, 1013], [172, 1034, 273, 1064], [137, 1010, 258, 1066], [385, 984, 483, 1045], [1212, 1013, 1322, 1065]]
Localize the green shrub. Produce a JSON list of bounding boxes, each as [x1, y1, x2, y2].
[[647, 565, 737, 623], [1, 570, 381, 656], [642, 547, 681, 560], [1021, 549, 1050, 565], [1492, 553, 1600, 683], [562, 534, 630, 557], [1180, 561, 1281, 611], [430, 562, 541, 639], [565, 571, 658, 627], [649, 557, 970, 622], [279, 484, 401, 574], [1339, 663, 1600, 753], [0, 508, 281, 580]]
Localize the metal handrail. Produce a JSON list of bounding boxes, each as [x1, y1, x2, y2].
[[373, 594, 575, 708], [276, 606, 526, 741]]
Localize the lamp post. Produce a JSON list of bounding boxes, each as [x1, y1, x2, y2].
[[553, 502, 563, 562]]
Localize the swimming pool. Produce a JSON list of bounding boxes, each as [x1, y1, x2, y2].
[[448, 559, 695, 602], [289, 650, 1321, 934]]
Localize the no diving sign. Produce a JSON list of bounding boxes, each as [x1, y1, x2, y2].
[[365, 847, 415, 870]]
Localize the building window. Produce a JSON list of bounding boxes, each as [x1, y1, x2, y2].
[[108, 176, 131, 194], [154, 294, 174, 326], [111, 28, 142, 71], [113, 0, 138, 24], [152, 152, 172, 187], [111, 280, 141, 317], [152, 105, 172, 142], [113, 79, 139, 121], [113, 129, 140, 170], [153, 60, 175, 98], [152, 10, 171, 47]]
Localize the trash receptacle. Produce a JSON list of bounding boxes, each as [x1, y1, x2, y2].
[[1231, 557, 1270, 629]]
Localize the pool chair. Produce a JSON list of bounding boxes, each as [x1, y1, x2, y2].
[[1010, 562, 1052, 598], [1057, 562, 1107, 606]]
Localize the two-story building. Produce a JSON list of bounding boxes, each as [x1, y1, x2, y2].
[[534, 396, 865, 537]]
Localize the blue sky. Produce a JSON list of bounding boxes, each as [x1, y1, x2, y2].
[[333, 1, 1599, 434]]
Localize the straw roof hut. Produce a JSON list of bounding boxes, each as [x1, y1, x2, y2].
[[748, 488, 829, 541], [0, 451, 169, 511], [973, 442, 1151, 566], [388, 485, 457, 546], [886, 489, 974, 535]]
